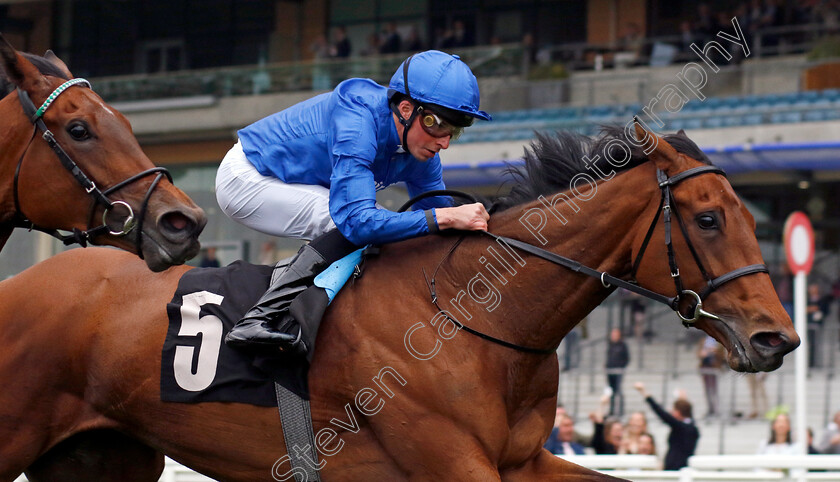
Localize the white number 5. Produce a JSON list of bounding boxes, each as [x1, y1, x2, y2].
[[173, 290, 225, 392]]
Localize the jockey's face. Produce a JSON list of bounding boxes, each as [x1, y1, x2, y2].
[[395, 100, 452, 162]]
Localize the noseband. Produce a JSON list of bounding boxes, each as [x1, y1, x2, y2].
[[12, 79, 171, 258], [408, 166, 769, 355]]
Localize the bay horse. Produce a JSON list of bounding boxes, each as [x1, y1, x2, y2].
[[0, 124, 798, 481], [0, 34, 205, 271]]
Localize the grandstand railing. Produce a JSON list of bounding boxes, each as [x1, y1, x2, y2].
[[560, 454, 840, 482], [87, 22, 839, 105], [90, 44, 526, 104], [17, 454, 840, 481]]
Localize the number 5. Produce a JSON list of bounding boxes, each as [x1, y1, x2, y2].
[[173, 291, 225, 392]]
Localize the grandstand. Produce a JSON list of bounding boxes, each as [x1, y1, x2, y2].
[[2, 0, 840, 479]]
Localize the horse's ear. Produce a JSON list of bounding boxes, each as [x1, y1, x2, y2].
[[44, 49, 73, 79], [633, 120, 683, 174], [0, 33, 48, 91]]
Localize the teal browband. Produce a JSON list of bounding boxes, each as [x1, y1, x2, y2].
[[33, 78, 91, 119]]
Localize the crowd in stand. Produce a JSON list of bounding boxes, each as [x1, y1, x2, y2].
[[313, 1, 837, 69], [543, 382, 699, 470], [544, 265, 840, 470], [544, 396, 840, 470], [605, 0, 839, 67], [312, 20, 476, 61]]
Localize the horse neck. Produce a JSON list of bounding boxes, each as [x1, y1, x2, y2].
[[456, 162, 659, 353]]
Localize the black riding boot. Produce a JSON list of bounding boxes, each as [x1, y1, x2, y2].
[[224, 229, 356, 354]]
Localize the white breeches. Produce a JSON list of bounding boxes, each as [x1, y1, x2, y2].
[[215, 140, 336, 241]]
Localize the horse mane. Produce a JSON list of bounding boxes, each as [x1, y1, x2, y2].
[[0, 52, 70, 97], [493, 125, 713, 211]]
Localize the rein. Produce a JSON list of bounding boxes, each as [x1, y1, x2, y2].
[[10, 79, 172, 257], [403, 167, 768, 355]]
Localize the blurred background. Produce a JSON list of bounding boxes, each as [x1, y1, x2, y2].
[[3, 0, 840, 461]]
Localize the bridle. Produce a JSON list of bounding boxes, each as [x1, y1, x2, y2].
[[10, 78, 172, 258], [406, 165, 768, 355], [627, 166, 767, 324]]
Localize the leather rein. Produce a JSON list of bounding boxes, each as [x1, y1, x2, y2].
[[401, 166, 768, 355], [10, 78, 171, 258]]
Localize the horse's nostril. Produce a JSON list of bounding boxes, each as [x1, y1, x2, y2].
[[751, 331, 797, 356], [161, 211, 194, 234], [758, 332, 783, 348]]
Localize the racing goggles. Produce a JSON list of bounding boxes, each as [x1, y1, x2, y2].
[[417, 106, 471, 140]]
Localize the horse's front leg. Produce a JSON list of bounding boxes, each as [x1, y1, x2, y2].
[[501, 450, 626, 482]]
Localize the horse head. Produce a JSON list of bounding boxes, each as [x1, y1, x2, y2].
[[631, 122, 798, 372], [0, 34, 206, 271]]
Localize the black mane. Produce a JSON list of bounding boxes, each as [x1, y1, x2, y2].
[[494, 125, 712, 210], [0, 52, 70, 97]]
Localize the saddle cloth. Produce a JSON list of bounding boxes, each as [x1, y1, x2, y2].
[[160, 259, 308, 406]]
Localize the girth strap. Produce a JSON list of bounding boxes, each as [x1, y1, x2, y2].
[[274, 382, 322, 482]]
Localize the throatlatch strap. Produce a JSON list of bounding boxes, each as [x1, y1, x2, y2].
[[274, 382, 322, 482]]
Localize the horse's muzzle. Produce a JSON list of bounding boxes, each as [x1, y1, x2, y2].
[[141, 207, 207, 271]]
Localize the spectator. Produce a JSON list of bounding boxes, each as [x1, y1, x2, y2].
[[634, 382, 699, 471], [404, 26, 424, 52], [562, 324, 581, 371], [746, 372, 768, 419], [757, 413, 800, 454], [696, 3, 717, 43], [544, 411, 586, 455], [309, 34, 330, 60], [807, 282, 831, 367], [637, 432, 657, 457], [817, 410, 840, 454], [360, 32, 381, 57], [697, 334, 724, 419], [630, 295, 651, 340], [814, 0, 840, 31], [199, 247, 221, 268], [808, 428, 821, 455], [330, 26, 351, 58], [379, 22, 402, 54], [434, 26, 455, 50], [309, 34, 332, 90], [620, 411, 649, 455], [678, 20, 697, 54], [772, 262, 794, 317], [606, 327, 630, 416], [590, 394, 622, 454], [451, 20, 473, 48], [521, 32, 537, 66], [733, 3, 754, 57], [618, 22, 645, 63]]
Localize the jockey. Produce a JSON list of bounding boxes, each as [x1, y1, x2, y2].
[[216, 50, 492, 355]]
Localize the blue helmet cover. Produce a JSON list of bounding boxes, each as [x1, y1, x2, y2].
[[389, 50, 491, 122]]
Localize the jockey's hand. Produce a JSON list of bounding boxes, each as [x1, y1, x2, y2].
[[435, 203, 490, 231]]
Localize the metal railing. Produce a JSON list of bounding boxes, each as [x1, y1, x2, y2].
[[85, 23, 840, 105], [90, 44, 526, 103]]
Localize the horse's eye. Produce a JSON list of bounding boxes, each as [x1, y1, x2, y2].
[[67, 123, 89, 140], [697, 214, 718, 230]]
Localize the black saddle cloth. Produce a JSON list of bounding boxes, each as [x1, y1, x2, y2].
[[160, 260, 309, 406]]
